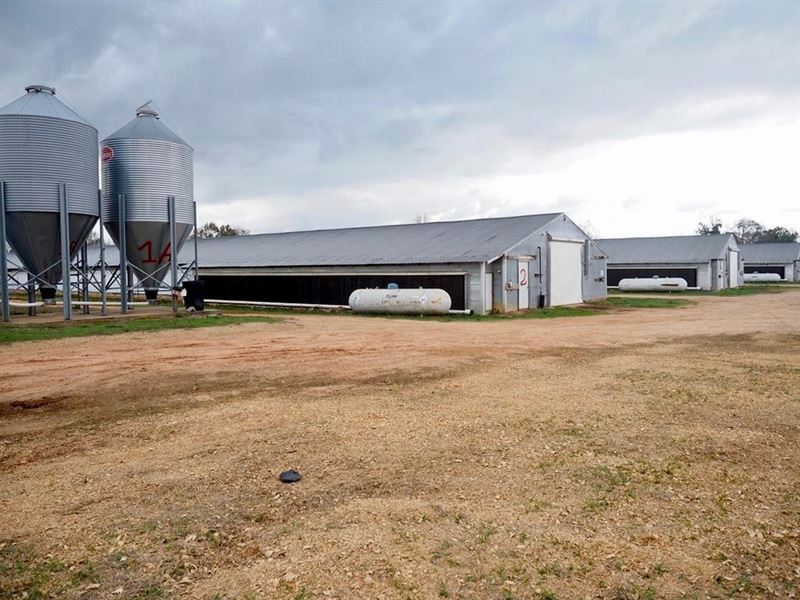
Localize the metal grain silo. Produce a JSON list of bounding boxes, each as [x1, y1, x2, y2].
[[0, 85, 99, 301], [101, 103, 193, 300]]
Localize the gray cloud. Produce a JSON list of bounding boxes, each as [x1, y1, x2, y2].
[[1, 0, 797, 232]]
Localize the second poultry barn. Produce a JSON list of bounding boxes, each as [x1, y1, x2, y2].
[[598, 234, 742, 291], [188, 213, 607, 315]]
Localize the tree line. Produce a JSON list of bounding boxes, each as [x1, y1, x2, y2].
[[191, 222, 250, 239], [697, 218, 798, 244]]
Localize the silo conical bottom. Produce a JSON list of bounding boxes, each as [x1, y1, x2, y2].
[[104, 221, 192, 299], [5, 212, 98, 301]]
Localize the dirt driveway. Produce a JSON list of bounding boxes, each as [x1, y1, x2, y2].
[[1, 291, 799, 599]]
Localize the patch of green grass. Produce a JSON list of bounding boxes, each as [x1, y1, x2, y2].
[[614, 583, 658, 600], [716, 493, 732, 516], [0, 314, 279, 344], [137, 585, 164, 598], [385, 567, 410, 593], [598, 297, 692, 309], [0, 543, 69, 598], [208, 300, 605, 320], [476, 524, 498, 545], [583, 497, 610, 514], [538, 562, 564, 578], [714, 285, 787, 296], [650, 562, 669, 577], [613, 284, 788, 298], [581, 465, 632, 514], [437, 580, 450, 597], [209, 292, 701, 321], [431, 541, 459, 567], [523, 497, 550, 514], [68, 559, 99, 586], [463, 306, 603, 321], [587, 465, 631, 491]]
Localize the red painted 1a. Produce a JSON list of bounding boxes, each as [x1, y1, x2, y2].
[[138, 240, 172, 264], [101, 146, 113, 162]]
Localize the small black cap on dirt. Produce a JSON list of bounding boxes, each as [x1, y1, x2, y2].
[[279, 470, 302, 483]]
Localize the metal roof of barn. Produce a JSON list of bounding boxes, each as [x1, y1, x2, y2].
[[596, 234, 737, 265], [739, 242, 800, 264], [5, 213, 567, 270], [188, 213, 564, 268]]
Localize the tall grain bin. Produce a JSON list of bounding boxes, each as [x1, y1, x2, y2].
[[0, 85, 99, 301], [101, 104, 193, 300]]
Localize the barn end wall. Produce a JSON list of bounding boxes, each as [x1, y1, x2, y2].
[[498, 214, 605, 310]]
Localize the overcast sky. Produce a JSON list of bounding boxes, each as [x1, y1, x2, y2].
[[1, 0, 798, 237]]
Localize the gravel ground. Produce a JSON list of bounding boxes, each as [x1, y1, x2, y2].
[[1, 291, 798, 599]]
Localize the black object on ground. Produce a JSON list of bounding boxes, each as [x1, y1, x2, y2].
[[183, 280, 205, 311], [279, 469, 302, 483]]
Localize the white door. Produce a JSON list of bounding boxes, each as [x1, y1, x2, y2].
[[549, 240, 584, 306], [728, 251, 739, 288], [518, 261, 529, 310], [484, 273, 493, 313]]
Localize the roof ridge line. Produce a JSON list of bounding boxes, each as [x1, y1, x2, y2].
[[208, 212, 565, 240]]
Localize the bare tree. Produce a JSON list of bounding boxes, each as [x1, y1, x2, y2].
[[731, 218, 763, 244]]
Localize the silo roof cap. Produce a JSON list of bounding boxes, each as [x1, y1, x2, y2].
[[103, 102, 190, 147], [0, 84, 93, 126], [135, 101, 160, 118], [25, 84, 56, 95]]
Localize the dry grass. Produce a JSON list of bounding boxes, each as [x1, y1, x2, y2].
[[1, 292, 798, 599]]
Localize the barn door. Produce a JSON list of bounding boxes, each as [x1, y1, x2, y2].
[[518, 261, 529, 310], [728, 251, 739, 287], [549, 240, 584, 306]]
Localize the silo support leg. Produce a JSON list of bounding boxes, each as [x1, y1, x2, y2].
[[193, 201, 199, 282], [59, 183, 72, 321], [0, 181, 10, 322], [81, 241, 90, 314], [98, 191, 107, 316], [169, 195, 178, 314], [27, 280, 36, 317], [118, 193, 128, 314]]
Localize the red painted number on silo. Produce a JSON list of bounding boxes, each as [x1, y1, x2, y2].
[[158, 243, 171, 264], [138, 240, 156, 263], [138, 241, 172, 264]]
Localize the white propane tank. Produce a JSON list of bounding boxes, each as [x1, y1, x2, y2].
[[348, 288, 452, 315], [618, 277, 688, 292], [743, 272, 781, 283]]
